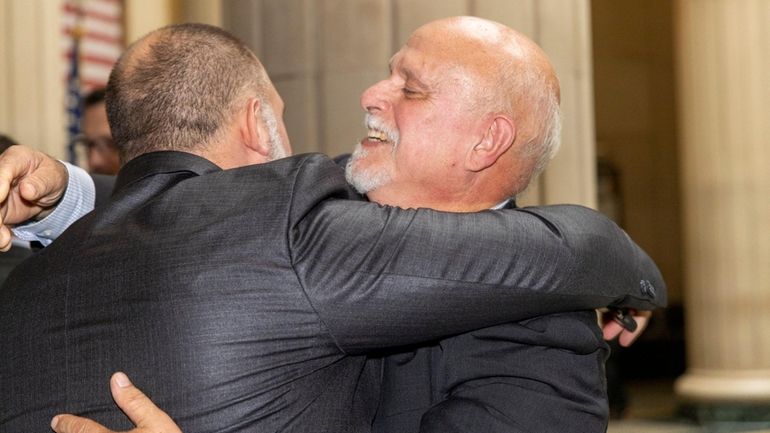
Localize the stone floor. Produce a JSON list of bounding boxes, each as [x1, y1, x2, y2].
[[606, 380, 770, 433]]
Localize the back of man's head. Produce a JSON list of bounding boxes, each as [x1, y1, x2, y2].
[[106, 23, 269, 163]]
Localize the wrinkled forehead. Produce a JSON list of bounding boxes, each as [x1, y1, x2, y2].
[[395, 23, 517, 84], [389, 36, 480, 89]]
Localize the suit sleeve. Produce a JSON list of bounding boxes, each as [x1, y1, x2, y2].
[[417, 312, 611, 433], [287, 155, 666, 354]]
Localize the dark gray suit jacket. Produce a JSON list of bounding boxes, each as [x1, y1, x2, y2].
[[0, 151, 664, 433], [371, 200, 628, 433], [375, 296, 611, 433]]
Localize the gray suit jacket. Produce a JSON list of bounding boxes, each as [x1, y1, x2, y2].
[[375, 310, 611, 433], [0, 151, 664, 433]]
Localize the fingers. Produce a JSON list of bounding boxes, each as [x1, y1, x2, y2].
[[51, 413, 113, 433], [110, 372, 182, 432], [0, 145, 63, 228], [601, 320, 624, 341], [19, 160, 68, 207], [602, 310, 653, 347], [0, 145, 67, 206], [0, 149, 31, 206], [50, 373, 182, 433], [618, 311, 651, 347], [0, 226, 12, 252]]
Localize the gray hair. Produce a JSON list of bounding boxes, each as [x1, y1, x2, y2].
[[526, 85, 562, 181], [106, 23, 270, 162], [488, 51, 562, 195]]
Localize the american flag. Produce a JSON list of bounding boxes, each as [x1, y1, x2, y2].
[[62, 0, 123, 161]]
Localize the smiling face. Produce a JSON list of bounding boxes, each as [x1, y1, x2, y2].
[[346, 18, 525, 211], [346, 17, 561, 211], [347, 33, 494, 210]]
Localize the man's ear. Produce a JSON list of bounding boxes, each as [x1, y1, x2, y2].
[[240, 98, 272, 157], [466, 115, 516, 172]]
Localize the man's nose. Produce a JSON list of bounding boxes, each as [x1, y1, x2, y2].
[[360, 79, 394, 113]]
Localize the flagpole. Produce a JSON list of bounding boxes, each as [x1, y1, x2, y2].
[[66, 0, 84, 164]]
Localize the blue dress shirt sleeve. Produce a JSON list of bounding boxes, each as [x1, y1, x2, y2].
[[12, 162, 95, 246]]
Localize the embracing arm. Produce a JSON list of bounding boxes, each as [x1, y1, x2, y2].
[[290, 156, 665, 353]]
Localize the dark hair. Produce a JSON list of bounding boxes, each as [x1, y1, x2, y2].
[[83, 88, 106, 109], [106, 23, 270, 162], [0, 134, 18, 153]]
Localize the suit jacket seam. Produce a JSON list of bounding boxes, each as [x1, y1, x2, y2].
[[285, 155, 350, 355]]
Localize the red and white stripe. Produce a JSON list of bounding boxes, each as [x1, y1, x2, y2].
[[61, 0, 123, 92]]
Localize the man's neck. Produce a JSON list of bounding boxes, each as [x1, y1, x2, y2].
[[368, 190, 510, 212]]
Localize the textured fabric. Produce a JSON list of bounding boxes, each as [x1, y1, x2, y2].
[[0, 243, 33, 283], [91, 173, 116, 207], [0, 151, 664, 433], [375, 311, 611, 433], [372, 203, 615, 433], [12, 162, 95, 245]]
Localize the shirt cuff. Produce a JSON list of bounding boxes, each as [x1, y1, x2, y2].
[[12, 162, 95, 246]]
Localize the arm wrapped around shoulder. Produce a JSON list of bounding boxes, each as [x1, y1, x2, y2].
[[519, 204, 666, 310], [291, 192, 666, 352]]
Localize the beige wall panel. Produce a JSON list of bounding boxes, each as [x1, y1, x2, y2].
[[262, 0, 316, 76], [39, 0, 66, 159], [394, 0, 468, 46], [321, 0, 391, 72], [8, 2, 41, 148], [0, 1, 65, 156], [474, 0, 536, 38], [179, 0, 222, 26], [222, 0, 263, 58], [273, 77, 319, 155], [537, 0, 596, 207], [319, 0, 392, 155], [321, 71, 382, 156], [0, 0, 10, 132], [4, 1, 65, 156], [594, 60, 651, 135], [124, 0, 176, 43]]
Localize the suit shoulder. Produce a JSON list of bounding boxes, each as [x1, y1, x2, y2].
[[276, 153, 359, 222]]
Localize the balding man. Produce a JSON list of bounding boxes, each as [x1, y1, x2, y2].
[[0, 21, 662, 433], [356, 17, 618, 433]]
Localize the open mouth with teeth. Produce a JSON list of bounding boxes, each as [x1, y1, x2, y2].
[[367, 129, 390, 143]]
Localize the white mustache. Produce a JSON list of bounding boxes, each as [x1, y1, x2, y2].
[[365, 113, 400, 145]]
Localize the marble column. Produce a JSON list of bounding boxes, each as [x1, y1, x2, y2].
[[674, 0, 770, 404]]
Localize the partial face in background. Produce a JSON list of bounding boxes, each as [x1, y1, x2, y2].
[[82, 101, 121, 175]]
